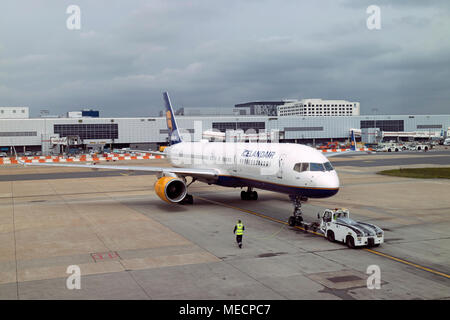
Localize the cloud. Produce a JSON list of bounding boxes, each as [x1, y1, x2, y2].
[[0, 0, 449, 116]]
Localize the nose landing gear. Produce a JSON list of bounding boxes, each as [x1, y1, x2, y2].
[[288, 195, 308, 226]]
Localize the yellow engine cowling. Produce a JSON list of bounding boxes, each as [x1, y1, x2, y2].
[[154, 176, 187, 203]]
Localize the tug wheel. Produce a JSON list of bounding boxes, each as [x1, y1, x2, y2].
[[346, 236, 355, 249], [288, 216, 296, 227], [327, 231, 335, 242]]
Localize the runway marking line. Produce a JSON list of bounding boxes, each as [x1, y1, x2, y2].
[[196, 196, 450, 280], [364, 249, 450, 279]]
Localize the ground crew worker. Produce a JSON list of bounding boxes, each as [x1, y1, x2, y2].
[[233, 220, 245, 248]]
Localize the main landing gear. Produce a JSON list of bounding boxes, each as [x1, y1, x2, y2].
[[288, 195, 308, 226], [241, 187, 258, 200], [180, 177, 196, 205], [180, 194, 194, 205]]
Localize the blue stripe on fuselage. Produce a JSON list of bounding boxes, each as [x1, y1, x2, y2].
[[216, 175, 338, 199]]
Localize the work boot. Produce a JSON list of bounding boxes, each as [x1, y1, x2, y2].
[[239, 243, 242, 248]]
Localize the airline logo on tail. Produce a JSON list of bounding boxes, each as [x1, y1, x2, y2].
[[166, 110, 173, 130], [163, 91, 182, 145]]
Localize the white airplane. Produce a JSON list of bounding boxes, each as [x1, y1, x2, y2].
[[20, 92, 358, 225]]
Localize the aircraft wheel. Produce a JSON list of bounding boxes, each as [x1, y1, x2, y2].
[[241, 191, 248, 200], [251, 191, 258, 200]]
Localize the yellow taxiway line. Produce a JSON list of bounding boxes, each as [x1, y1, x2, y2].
[[196, 196, 450, 280]]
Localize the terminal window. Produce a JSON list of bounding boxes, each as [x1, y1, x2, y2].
[[285, 127, 323, 131], [212, 122, 265, 132], [0, 131, 37, 137], [54, 124, 118, 139], [417, 124, 442, 129], [360, 120, 404, 132]]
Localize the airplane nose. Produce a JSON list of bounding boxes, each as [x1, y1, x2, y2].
[[307, 171, 340, 198], [322, 171, 339, 197], [329, 171, 340, 189], [312, 171, 339, 191]]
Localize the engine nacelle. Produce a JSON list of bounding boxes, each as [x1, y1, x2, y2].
[[154, 176, 187, 203]]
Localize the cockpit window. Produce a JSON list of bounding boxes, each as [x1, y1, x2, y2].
[[310, 163, 325, 171], [294, 162, 332, 172], [324, 162, 334, 171], [293, 163, 309, 172]]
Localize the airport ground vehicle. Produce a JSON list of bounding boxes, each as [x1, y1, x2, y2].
[[406, 144, 430, 151], [0, 152, 7, 157], [318, 141, 339, 150], [289, 208, 384, 248], [376, 143, 402, 152]]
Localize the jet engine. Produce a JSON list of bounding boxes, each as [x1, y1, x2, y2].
[[154, 176, 187, 203]]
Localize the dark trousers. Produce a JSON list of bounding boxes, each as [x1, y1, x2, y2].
[[236, 235, 243, 246]]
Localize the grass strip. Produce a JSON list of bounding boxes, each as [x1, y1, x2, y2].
[[377, 167, 450, 179]]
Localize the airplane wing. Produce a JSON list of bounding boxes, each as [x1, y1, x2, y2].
[[323, 150, 375, 158], [20, 161, 218, 180], [323, 151, 353, 158], [115, 149, 166, 156]]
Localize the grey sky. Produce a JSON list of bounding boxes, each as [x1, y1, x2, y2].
[[0, 0, 449, 117]]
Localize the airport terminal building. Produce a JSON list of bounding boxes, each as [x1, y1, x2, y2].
[[1, 112, 450, 154]]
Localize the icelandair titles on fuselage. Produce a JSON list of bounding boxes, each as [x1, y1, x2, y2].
[[241, 150, 276, 158]]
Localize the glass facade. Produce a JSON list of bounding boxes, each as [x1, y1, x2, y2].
[[54, 124, 118, 139]]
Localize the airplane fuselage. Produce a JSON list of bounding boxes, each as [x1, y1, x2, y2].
[[167, 141, 339, 199]]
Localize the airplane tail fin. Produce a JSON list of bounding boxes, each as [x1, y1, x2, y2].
[[163, 92, 182, 145], [350, 130, 356, 151]]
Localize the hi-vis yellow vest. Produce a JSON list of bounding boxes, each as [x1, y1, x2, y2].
[[236, 223, 244, 235]]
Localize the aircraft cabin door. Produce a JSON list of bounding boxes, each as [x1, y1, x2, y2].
[[277, 154, 285, 179], [232, 154, 238, 173]]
